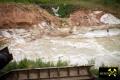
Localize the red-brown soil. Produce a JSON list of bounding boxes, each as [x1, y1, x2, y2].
[[0, 3, 61, 28]]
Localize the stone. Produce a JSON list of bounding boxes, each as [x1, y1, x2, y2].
[[100, 13, 120, 24]]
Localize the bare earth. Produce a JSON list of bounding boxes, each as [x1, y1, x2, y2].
[[9, 34, 120, 68]]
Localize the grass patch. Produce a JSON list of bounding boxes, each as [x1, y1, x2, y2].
[[0, 58, 68, 76]]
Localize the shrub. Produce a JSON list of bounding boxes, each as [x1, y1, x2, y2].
[[56, 59, 68, 67], [17, 58, 34, 68], [58, 4, 73, 18]]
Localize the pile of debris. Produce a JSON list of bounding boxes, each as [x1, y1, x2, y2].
[[69, 10, 120, 27]]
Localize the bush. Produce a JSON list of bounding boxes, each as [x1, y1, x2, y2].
[[17, 58, 34, 68], [58, 4, 73, 18], [102, 0, 120, 5], [56, 59, 68, 67]]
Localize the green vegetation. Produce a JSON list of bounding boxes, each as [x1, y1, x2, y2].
[[0, 0, 119, 6], [0, 0, 120, 18], [0, 58, 68, 76], [57, 4, 74, 17], [0, 58, 120, 79]]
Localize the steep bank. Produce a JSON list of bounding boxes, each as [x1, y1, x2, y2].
[[0, 3, 61, 28]]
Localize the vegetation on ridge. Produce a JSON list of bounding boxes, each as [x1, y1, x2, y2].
[[0, 0, 120, 18]]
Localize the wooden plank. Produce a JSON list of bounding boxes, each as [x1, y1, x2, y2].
[[79, 67, 89, 76], [18, 70, 28, 80], [16, 71, 19, 80], [57, 68, 60, 78], [59, 68, 68, 77], [69, 67, 78, 76], [0, 66, 95, 80], [29, 69, 38, 79], [40, 69, 49, 78], [48, 69, 50, 79], [27, 70, 30, 79], [77, 67, 80, 76], [67, 67, 70, 76], [38, 69, 40, 80], [50, 68, 59, 78]]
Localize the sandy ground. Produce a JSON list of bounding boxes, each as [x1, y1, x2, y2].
[[9, 34, 120, 68]]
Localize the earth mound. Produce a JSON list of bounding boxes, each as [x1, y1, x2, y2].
[[69, 10, 120, 27], [0, 3, 61, 28]]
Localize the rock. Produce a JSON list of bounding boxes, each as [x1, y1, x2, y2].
[[69, 10, 120, 27], [1, 31, 11, 38], [100, 13, 120, 24]]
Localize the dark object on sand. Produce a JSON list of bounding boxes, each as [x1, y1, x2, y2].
[[0, 47, 13, 70]]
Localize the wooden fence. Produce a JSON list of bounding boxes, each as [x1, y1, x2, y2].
[[0, 66, 95, 80]]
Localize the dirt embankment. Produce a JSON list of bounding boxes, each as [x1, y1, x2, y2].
[[0, 3, 120, 39], [0, 3, 61, 28], [69, 10, 105, 26], [0, 3, 120, 29]]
